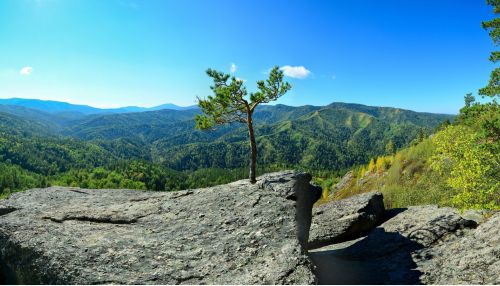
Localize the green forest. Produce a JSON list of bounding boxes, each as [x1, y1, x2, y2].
[[0, 102, 451, 198]]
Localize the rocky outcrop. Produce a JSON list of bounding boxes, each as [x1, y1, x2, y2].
[[375, 205, 477, 248], [309, 205, 485, 284], [1, 174, 497, 285], [0, 171, 321, 285], [308, 191, 384, 249], [332, 171, 354, 193], [418, 211, 500, 284]]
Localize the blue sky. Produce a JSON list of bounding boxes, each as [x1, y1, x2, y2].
[[0, 0, 495, 113]]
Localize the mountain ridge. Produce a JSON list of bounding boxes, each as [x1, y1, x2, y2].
[[0, 99, 454, 194], [0, 97, 198, 115], [0, 97, 455, 116]]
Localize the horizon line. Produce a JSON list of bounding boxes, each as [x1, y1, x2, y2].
[[0, 96, 457, 116]]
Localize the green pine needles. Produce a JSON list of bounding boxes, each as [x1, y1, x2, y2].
[[195, 66, 291, 183], [480, 0, 500, 98]]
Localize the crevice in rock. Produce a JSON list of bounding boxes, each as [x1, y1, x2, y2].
[[129, 196, 162, 202], [170, 190, 194, 199], [277, 267, 296, 283], [251, 194, 262, 207], [41, 209, 161, 225], [0, 207, 18, 216], [90, 280, 123, 284], [174, 274, 203, 284], [68, 189, 89, 195], [42, 215, 138, 225]]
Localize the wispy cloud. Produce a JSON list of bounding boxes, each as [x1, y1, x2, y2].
[[230, 63, 237, 74], [280, 65, 311, 79], [20, 66, 33, 76]]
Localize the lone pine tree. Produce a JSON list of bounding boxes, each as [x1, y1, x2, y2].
[[195, 66, 291, 183]]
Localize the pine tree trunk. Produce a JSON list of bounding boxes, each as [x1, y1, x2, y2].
[[247, 114, 257, 184]]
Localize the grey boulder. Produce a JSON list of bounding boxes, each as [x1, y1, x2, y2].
[[308, 191, 384, 249], [331, 171, 354, 193]]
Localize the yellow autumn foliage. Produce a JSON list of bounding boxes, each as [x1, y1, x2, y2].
[[431, 125, 499, 210]]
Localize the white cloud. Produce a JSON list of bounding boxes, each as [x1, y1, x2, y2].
[[280, 65, 311, 79], [230, 63, 237, 74], [20, 66, 33, 76]]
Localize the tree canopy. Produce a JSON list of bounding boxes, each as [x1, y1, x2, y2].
[[195, 66, 291, 129], [195, 66, 291, 183], [480, 0, 500, 98]]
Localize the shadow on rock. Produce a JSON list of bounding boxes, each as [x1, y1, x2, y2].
[[381, 207, 408, 222], [310, 222, 423, 284]]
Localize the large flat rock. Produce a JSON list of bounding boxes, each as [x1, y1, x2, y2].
[[308, 191, 384, 249], [0, 171, 321, 285]]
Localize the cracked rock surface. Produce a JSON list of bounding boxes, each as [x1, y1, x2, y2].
[[417, 211, 500, 284], [0, 171, 320, 285]]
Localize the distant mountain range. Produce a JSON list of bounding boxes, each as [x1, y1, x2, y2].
[[0, 98, 454, 173], [0, 98, 197, 115]]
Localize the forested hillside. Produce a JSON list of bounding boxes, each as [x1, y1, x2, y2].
[[67, 103, 452, 171], [330, 96, 499, 210], [0, 101, 452, 196]]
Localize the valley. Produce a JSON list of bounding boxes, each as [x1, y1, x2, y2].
[[0, 99, 453, 197]]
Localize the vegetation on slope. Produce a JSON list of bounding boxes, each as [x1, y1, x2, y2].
[[151, 104, 451, 172], [332, 97, 499, 210]]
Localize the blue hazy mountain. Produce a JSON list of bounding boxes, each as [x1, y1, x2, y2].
[[0, 98, 197, 115]]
